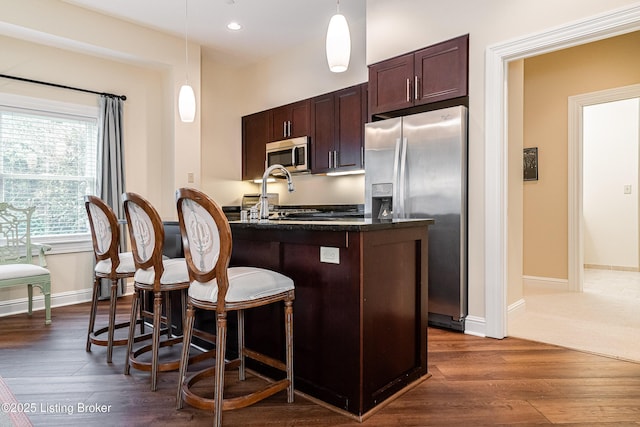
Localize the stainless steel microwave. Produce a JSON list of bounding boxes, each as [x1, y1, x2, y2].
[[265, 136, 310, 173]]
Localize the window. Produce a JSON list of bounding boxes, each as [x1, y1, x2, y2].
[[0, 94, 98, 243]]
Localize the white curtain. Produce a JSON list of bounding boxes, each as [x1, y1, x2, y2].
[[97, 95, 127, 297]]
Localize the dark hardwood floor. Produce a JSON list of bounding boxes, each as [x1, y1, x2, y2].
[[1, 297, 640, 426]]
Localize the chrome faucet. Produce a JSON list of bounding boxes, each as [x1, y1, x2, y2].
[[260, 164, 294, 219]]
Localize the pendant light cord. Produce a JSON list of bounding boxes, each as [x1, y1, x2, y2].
[[184, 0, 189, 83]]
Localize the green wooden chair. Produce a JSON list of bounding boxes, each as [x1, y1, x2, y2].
[[0, 203, 51, 325]]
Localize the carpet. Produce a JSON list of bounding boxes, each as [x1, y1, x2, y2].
[[509, 269, 640, 362], [0, 376, 32, 427]]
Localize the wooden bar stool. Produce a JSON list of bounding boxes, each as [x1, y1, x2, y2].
[[122, 192, 203, 391], [175, 187, 295, 427], [85, 195, 136, 363]]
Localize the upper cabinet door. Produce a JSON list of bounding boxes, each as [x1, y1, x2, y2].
[[368, 53, 414, 117], [334, 84, 365, 170], [310, 83, 367, 174], [270, 100, 310, 141], [310, 93, 335, 174], [414, 34, 468, 106], [242, 110, 270, 180]]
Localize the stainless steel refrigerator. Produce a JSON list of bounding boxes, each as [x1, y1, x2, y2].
[[364, 106, 468, 331]]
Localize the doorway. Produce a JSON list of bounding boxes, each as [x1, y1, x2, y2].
[[483, 4, 640, 339], [568, 86, 640, 291], [509, 92, 640, 362]]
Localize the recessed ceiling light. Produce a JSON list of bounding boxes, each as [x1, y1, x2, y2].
[[227, 21, 242, 31]]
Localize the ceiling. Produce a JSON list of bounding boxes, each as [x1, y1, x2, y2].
[[62, 0, 366, 66]]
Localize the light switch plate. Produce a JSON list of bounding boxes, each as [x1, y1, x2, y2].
[[320, 246, 340, 264]]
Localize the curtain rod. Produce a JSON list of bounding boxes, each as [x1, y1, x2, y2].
[[0, 73, 126, 101]]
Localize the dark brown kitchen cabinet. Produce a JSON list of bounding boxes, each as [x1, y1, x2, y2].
[[270, 99, 310, 141], [242, 110, 270, 180], [311, 83, 367, 174], [368, 34, 468, 117]]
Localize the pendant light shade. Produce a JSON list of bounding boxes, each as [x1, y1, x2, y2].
[[179, 0, 196, 123], [326, 2, 351, 73], [178, 84, 196, 122]]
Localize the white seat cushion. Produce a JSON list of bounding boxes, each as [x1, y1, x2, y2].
[[188, 266, 294, 303], [95, 251, 136, 275], [134, 258, 189, 285], [0, 264, 50, 280]]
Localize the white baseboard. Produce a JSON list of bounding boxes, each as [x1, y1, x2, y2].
[[463, 315, 486, 337], [508, 298, 526, 315], [0, 285, 136, 319], [507, 298, 526, 329], [0, 288, 93, 318], [523, 275, 570, 292]]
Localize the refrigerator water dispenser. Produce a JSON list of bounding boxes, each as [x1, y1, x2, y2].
[[371, 183, 393, 221]]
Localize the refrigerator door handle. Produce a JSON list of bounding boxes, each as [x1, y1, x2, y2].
[[393, 137, 402, 217], [398, 136, 408, 217]]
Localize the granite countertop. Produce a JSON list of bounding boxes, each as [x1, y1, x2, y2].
[[229, 217, 434, 232]]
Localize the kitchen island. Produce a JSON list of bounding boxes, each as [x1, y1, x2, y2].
[[228, 217, 433, 419]]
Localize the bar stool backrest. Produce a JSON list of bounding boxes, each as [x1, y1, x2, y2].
[[175, 188, 232, 310], [85, 196, 121, 273], [121, 193, 166, 292]]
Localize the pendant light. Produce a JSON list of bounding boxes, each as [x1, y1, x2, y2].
[[325, 0, 351, 73], [179, 0, 196, 122]]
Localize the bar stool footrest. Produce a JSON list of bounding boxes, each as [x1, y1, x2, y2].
[[89, 319, 136, 347], [181, 365, 290, 411]]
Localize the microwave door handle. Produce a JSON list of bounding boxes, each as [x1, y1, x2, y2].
[[291, 147, 297, 167]]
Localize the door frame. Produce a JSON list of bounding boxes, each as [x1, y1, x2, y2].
[[568, 84, 640, 293], [484, 4, 640, 339]]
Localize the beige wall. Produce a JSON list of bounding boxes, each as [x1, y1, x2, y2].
[[0, 33, 169, 304], [367, 0, 639, 322], [0, 0, 195, 306], [206, 10, 369, 206], [0, 0, 202, 217], [523, 31, 640, 279]]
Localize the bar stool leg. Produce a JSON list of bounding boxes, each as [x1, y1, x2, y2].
[[176, 304, 195, 409], [27, 284, 33, 316], [86, 277, 100, 352], [165, 291, 172, 339], [238, 309, 245, 381], [180, 289, 187, 335], [151, 291, 162, 391], [285, 299, 294, 403], [124, 288, 140, 375], [214, 312, 228, 427], [106, 278, 118, 363]]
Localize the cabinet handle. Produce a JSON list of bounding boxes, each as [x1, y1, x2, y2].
[[361, 146, 364, 167], [288, 120, 292, 137], [333, 150, 338, 168], [414, 76, 419, 101], [283, 121, 287, 138], [328, 151, 332, 168], [406, 78, 411, 102]]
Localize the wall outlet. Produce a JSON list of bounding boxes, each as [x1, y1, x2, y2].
[[320, 246, 340, 264], [624, 184, 632, 194], [187, 172, 194, 183]]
